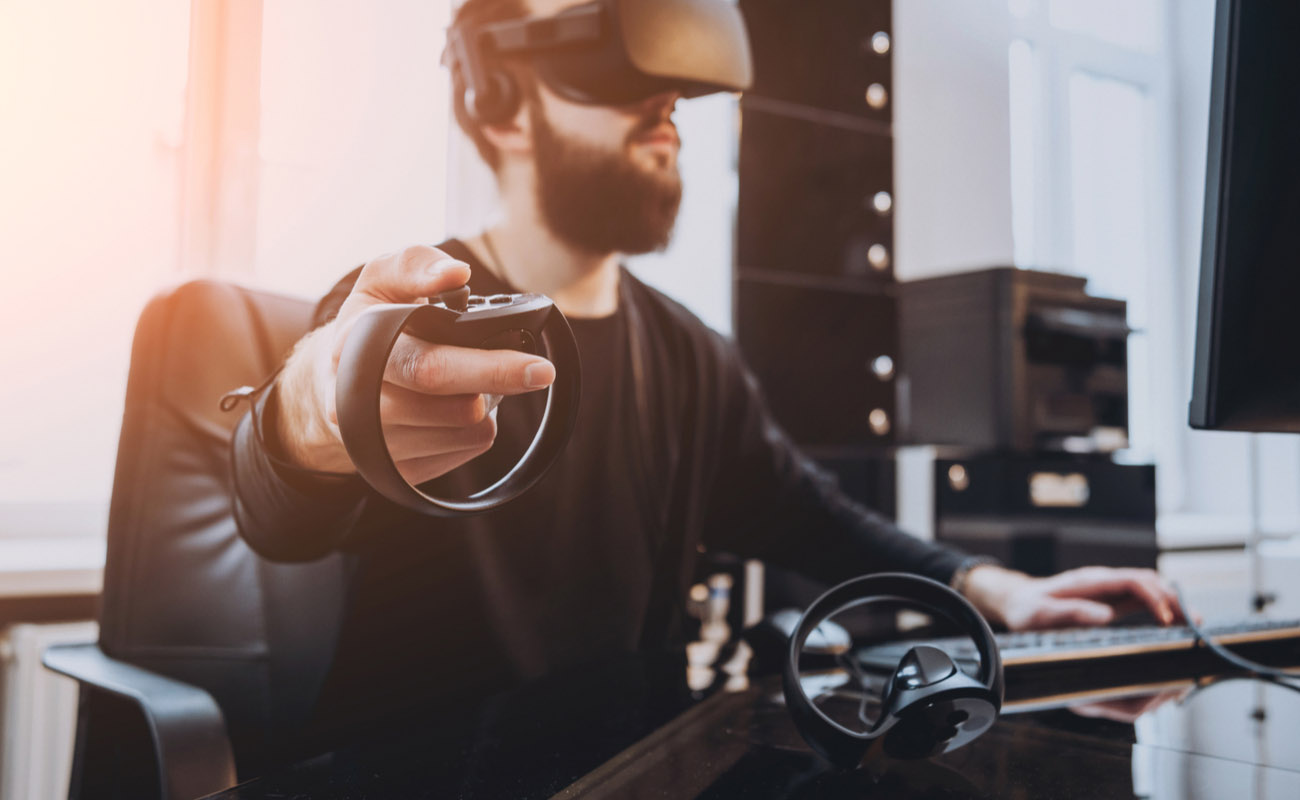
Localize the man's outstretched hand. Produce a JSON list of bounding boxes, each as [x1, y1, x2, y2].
[[961, 565, 1190, 631], [272, 245, 557, 484]]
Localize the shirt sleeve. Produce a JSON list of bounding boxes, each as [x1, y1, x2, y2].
[[228, 267, 378, 562], [229, 379, 373, 562], [700, 337, 967, 587]]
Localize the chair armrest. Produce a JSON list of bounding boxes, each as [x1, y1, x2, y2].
[[43, 642, 237, 800]]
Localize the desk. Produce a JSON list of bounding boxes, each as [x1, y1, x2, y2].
[[208, 649, 1300, 799]]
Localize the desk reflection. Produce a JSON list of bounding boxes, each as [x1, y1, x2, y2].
[[211, 653, 1300, 799], [1130, 678, 1300, 800]]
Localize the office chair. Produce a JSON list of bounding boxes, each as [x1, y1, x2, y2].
[[42, 281, 348, 799]]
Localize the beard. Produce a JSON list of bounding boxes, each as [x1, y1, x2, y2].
[[530, 101, 683, 256]]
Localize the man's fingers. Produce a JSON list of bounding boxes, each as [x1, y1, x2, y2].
[[329, 248, 472, 367], [396, 443, 494, 486], [383, 417, 498, 462], [386, 336, 556, 396], [1028, 597, 1115, 630], [1049, 568, 1177, 625], [353, 245, 471, 304], [326, 387, 488, 428]]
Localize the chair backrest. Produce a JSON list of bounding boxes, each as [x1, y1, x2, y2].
[[96, 280, 345, 776]]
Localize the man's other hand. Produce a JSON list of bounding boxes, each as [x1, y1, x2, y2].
[[961, 565, 1191, 632], [273, 245, 556, 484]]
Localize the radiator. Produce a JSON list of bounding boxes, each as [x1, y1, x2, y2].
[[0, 622, 98, 800]]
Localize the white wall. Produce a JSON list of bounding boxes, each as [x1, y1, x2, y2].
[[893, 0, 1017, 280], [251, 0, 453, 300], [625, 94, 739, 335]]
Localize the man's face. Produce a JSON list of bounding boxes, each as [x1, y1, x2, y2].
[[528, 84, 683, 255], [516, 0, 683, 255]]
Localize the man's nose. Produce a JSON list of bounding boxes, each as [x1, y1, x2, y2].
[[640, 90, 682, 117]]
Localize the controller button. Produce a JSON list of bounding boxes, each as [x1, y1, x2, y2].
[[467, 295, 487, 306], [487, 294, 514, 305]]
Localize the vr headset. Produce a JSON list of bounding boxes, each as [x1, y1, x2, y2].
[[446, 0, 753, 124]]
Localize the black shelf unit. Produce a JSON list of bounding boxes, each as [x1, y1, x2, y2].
[[734, 0, 900, 612], [735, 0, 898, 470]]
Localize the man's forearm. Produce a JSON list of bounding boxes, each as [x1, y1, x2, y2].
[[273, 326, 356, 474]]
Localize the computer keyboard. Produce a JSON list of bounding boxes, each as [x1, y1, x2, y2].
[[856, 618, 1300, 672]]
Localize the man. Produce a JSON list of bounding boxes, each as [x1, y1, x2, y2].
[[231, 0, 1184, 745]]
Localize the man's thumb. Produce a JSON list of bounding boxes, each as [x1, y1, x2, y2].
[[333, 250, 472, 365]]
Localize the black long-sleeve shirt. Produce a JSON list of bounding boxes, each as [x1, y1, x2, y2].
[[230, 239, 964, 738]]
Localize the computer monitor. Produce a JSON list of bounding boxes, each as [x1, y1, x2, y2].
[[1189, 0, 1300, 432]]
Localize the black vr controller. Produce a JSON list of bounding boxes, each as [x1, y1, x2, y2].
[[335, 286, 580, 516], [783, 573, 1004, 768]]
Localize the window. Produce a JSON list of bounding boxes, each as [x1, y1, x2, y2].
[[0, 0, 454, 538], [0, 0, 193, 536], [253, 0, 454, 298], [1006, 0, 1183, 507], [1047, 0, 1163, 53]]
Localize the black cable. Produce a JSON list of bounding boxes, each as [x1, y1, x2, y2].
[[835, 650, 880, 730], [1173, 584, 1300, 684], [1176, 672, 1300, 710]]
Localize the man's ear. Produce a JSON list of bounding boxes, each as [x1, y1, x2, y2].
[[480, 100, 533, 161]]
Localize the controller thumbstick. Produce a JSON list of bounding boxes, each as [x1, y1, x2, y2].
[[438, 285, 471, 312]]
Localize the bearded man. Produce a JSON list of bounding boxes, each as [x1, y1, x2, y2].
[[230, 0, 1186, 748]]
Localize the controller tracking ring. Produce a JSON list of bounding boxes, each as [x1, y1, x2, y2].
[[334, 294, 580, 516]]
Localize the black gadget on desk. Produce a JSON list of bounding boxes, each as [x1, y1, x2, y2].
[[445, 0, 753, 125], [782, 573, 1004, 768], [783, 575, 1299, 771], [335, 287, 580, 515]]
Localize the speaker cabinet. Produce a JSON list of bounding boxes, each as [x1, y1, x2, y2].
[[740, 0, 893, 124], [931, 453, 1157, 576], [738, 109, 894, 281], [736, 276, 897, 446], [899, 268, 1130, 452]]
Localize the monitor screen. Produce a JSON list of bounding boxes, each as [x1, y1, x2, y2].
[[1190, 0, 1300, 432]]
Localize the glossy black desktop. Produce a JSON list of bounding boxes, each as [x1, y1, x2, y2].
[[206, 647, 1300, 799]]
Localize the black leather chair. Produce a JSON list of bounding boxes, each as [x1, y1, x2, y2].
[[43, 281, 347, 799]]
